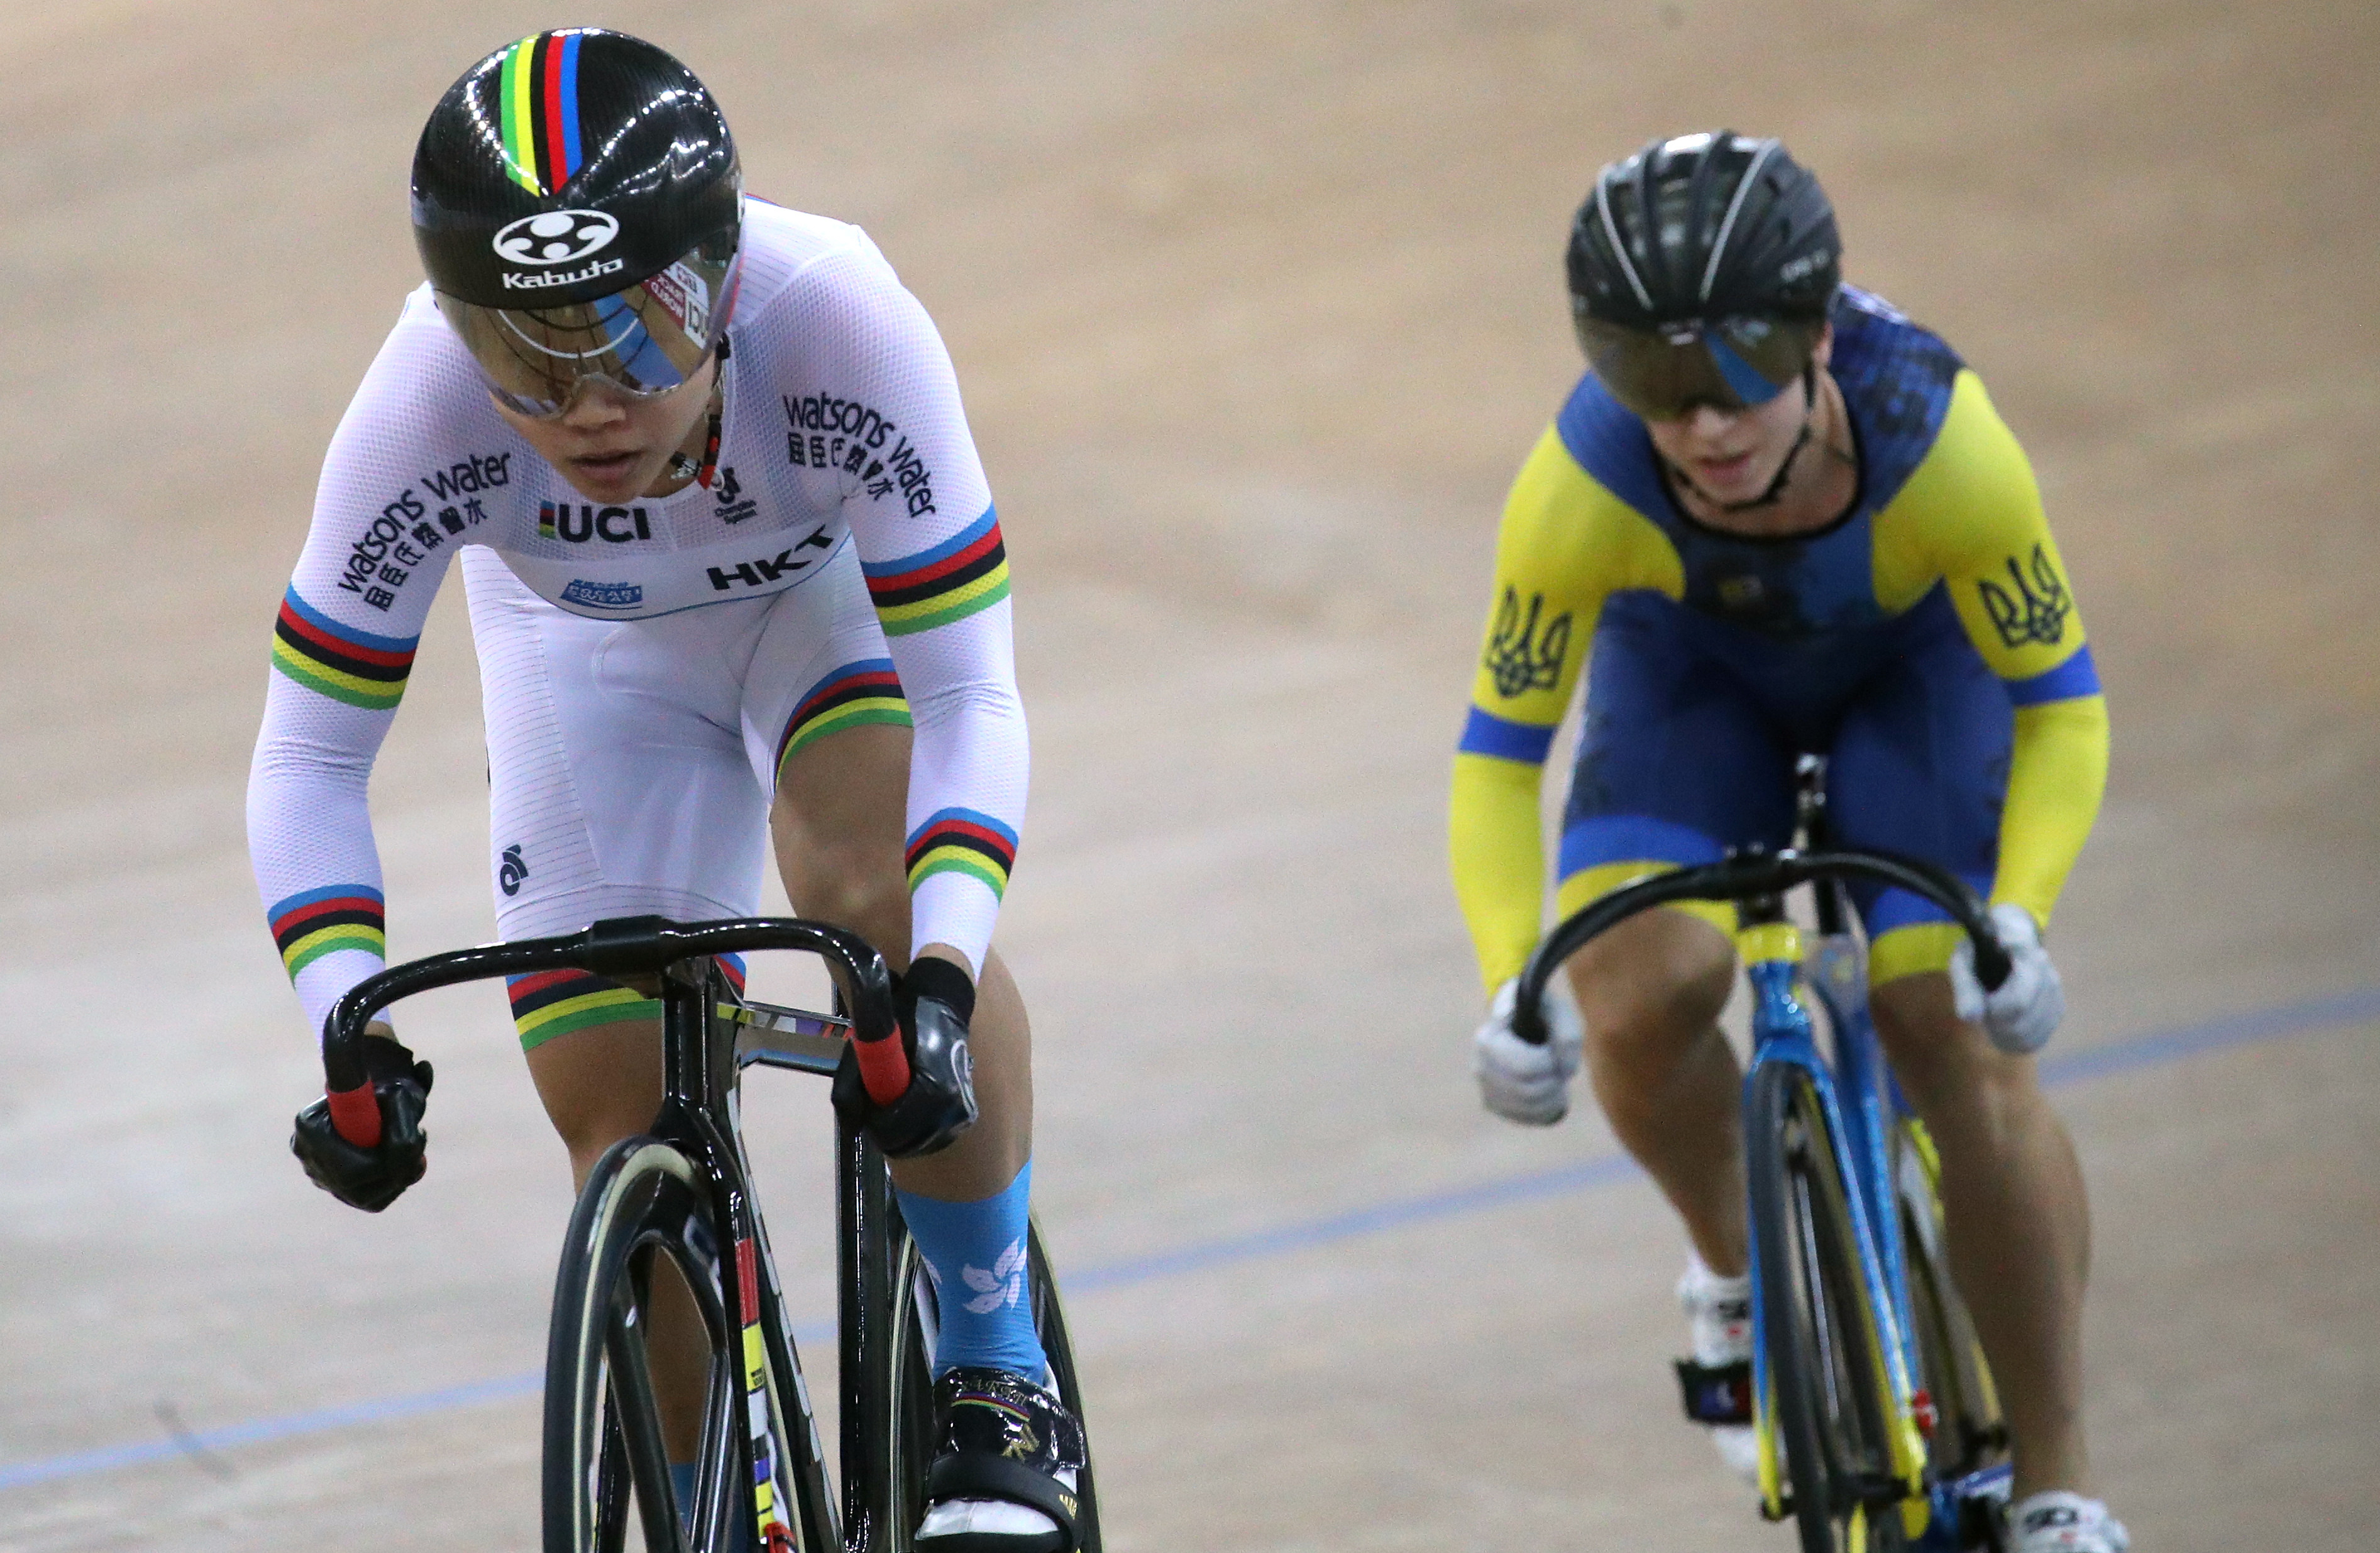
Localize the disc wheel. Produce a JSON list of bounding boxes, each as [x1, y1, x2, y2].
[[1749, 1063, 1913, 1553], [885, 1219, 1103, 1552], [543, 1136, 749, 1553]]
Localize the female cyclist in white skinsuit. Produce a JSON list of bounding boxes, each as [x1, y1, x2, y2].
[[249, 30, 1083, 1552]]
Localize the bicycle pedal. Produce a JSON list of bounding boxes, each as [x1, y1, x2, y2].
[[1673, 1357, 1753, 1425]]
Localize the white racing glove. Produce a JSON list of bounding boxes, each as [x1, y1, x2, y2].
[[1949, 902, 2065, 1055], [1474, 977, 1585, 1125]]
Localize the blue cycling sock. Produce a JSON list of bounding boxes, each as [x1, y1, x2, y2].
[[895, 1160, 1048, 1379]]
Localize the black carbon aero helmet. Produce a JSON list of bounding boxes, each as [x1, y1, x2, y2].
[[412, 30, 744, 416], [1565, 131, 1840, 421]]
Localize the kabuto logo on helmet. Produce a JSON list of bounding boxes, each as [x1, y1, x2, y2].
[[492, 210, 620, 267], [500, 257, 627, 292]]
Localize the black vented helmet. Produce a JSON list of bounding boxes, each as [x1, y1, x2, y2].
[[1565, 131, 1840, 419], [411, 30, 744, 415]]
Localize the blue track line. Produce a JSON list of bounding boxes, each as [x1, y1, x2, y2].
[[4, 983, 2372, 1493]]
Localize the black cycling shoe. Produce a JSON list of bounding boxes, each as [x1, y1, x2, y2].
[[916, 1366, 1087, 1553]]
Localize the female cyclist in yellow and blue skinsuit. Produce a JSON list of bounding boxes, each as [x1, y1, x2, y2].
[[1448, 133, 2126, 1553]]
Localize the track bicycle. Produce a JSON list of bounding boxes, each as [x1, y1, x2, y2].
[[1511, 782, 2016, 1552], [316, 913, 1103, 1553]]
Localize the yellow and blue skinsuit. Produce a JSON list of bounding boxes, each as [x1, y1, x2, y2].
[[1449, 287, 2109, 992]]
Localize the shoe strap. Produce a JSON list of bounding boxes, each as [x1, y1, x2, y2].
[[924, 1455, 1082, 1548], [1673, 1357, 1753, 1425], [934, 1368, 1088, 1469]]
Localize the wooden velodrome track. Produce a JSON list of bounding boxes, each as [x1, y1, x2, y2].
[[3, 1, 2375, 1547]]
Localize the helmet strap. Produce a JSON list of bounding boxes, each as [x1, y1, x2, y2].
[[668, 335, 731, 489], [696, 405, 724, 489]]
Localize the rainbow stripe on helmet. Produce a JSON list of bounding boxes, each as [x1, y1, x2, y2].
[[496, 31, 587, 196]]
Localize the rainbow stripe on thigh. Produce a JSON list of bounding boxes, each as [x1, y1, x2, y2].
[[773, 658, 912, 783], [508, 956, 747, 1051]]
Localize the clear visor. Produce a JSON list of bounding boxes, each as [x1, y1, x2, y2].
[[1575, 313, 1823, 422], [437, 242, 739, 417]]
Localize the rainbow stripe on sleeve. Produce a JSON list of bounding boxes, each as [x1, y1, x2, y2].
[[270, 884, 386, 980], [905, 808, 1018, 900], [496, 31, 586, 196], [774, 658, 913, 779], [272, 589, 418, 711], [862, 508, 1011, 638], [506, 956, 747, 1051]]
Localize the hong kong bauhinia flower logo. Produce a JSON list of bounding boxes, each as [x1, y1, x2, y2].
[[961, 1239, 1027, 1314]]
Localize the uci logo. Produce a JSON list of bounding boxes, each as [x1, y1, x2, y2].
[[492, 209, 620, 267], [541, 502, 652, 544]]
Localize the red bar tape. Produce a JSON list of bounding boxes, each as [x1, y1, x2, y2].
[[853, 1033, 910, 1107], [326, 1083, 382, 1148]]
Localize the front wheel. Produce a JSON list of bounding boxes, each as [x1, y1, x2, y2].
[[885, 1218, 1102, 1552], [1748, 1062, 1917, 1553], [543, 1137, 789, 1553]]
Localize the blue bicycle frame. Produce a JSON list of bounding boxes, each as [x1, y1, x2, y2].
[[1748, 915, 2017, 1548], [1782, 927, 1914, 1428], [1742, 920, 1930, 1538], [1511, 846, 2017, 1549]]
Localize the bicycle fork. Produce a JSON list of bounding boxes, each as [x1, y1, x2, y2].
[[1739, 927, 1930, 1532]]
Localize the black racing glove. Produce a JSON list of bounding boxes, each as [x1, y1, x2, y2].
[[291, 1034, 434, 1212], [834, 956, 979, 1159]]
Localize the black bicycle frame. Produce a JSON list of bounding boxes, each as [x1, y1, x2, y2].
[[320, 914, 910, 1553]]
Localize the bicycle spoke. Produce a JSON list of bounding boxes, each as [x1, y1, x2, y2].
[[1795, 1175, 1847, 1473], [683, 1340, 741, 1552], [606, 1276, 693, 1553], [592, 1375, 632, 1552]]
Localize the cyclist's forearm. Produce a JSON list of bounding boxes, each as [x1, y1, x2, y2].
[[1992, 692, 2109, 928], [889, 607, 1027, 980], [1450, 748, 1551, 993], [248, 671, 399, 1042]]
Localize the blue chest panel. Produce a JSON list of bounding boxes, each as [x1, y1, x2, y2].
[[1554, 288, 1966, 648]]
